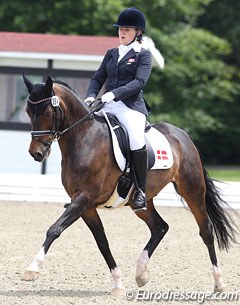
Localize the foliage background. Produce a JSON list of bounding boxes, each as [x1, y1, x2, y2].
[[0, 0, 239, 164]]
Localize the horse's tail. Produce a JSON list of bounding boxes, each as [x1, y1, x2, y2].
[[203, 167, 238, 251]]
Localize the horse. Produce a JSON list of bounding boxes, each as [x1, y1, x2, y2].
[[21, 75, 237, 295]]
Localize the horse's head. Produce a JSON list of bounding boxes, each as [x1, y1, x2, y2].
[[23, 74, 62, 162]]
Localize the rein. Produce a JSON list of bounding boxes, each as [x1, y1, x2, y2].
[[29, 97, 104, 142], [57, 99, 104, 137]]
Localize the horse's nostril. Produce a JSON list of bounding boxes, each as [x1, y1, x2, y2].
[[36, 152, 43, 160], [29, 150, 44, 162]]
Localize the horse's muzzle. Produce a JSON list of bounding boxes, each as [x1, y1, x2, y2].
[[28, 141, 51, 162]]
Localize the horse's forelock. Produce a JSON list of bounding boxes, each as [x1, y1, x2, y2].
[[27, 83, 53, 115], [28, 83, 51, 103]]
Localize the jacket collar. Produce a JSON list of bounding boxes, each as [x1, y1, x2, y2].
[[112, 42, 142, 65], [119, 48, 137, 64]]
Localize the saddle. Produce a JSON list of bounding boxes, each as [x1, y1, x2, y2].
[[95, 112, 155, 199], [109, 113, 159, 199], [94, 109, 173, 208], [106, 113, 155, 169]]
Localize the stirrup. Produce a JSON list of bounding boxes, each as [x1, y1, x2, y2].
[[132, 190, 147, 212]]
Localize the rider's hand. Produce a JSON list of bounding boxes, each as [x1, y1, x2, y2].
[[101, 92, 115, 103], [84, 96, 95, 106]]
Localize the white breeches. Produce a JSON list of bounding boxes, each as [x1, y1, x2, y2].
[[103, 100, 146, 150]]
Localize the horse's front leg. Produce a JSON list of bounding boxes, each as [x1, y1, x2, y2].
[[82, 208, 125, 296], [22, 192, 89, 281]]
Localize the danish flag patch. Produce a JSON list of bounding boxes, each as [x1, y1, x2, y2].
[[128, 58, 135, 63], [156, 150, 168, 160]]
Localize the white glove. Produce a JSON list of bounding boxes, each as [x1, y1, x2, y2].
[[84, 96, 95, 106], [101, 92, 115, 103]]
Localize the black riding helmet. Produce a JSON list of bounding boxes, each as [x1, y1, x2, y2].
[[113, 7, 146, 33]]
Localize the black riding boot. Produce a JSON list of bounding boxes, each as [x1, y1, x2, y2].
[[131, 146, 148, 211]]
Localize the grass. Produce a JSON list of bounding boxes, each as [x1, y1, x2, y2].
[[207, 166, 240, 182]]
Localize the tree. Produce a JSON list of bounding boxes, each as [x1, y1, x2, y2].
[[198, 0, 240, 66], [0, 0, 123, 35], [196, 0, 240, 163]]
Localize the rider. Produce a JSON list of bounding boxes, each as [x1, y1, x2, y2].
[[84, 7, 152, 211]]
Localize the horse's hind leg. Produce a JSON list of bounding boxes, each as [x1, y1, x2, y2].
[[174, 174, 226, 292], [190, 205, 226, 291], [134, 198, 169, 287]]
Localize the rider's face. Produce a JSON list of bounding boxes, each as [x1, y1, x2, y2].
[[118, 27, 137, 45]]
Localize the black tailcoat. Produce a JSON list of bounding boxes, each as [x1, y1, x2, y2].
[[86, 47, 152, 115]]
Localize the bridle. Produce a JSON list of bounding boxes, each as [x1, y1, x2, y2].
[[28, 95, 104, 148], [28, 95, 63, 148]]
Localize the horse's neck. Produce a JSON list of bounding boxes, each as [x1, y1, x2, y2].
[[56, 85, 105, 156], [55, 84, 88, 127], [63, 99, 87, 127], [65, 97, 88, 122]]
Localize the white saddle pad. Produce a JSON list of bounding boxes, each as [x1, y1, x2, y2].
[[96, 110, 173, 171]]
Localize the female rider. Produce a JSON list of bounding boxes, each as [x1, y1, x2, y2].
[[84, 7, 152, 211]]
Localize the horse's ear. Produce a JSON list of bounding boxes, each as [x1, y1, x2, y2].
[[45, 76, 53, 93], [23, 73, 33, 93]]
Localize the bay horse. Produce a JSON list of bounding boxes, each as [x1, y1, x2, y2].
[[22, 75, 237, 295]]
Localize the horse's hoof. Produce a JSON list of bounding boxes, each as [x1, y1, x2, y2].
[[214, 284, 227, 293], [21, 270, 40, 281], [111, 287, 126, 297], [135, 270, 150, 287]]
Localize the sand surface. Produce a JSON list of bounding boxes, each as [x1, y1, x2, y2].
[[0, 201, 239, 305]]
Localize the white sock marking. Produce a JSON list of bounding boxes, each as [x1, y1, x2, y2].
[[212, 265, 225, 289], [136, 250, 149, 277], [111, 267, 124, 289], [26, 247, 45, 272]]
